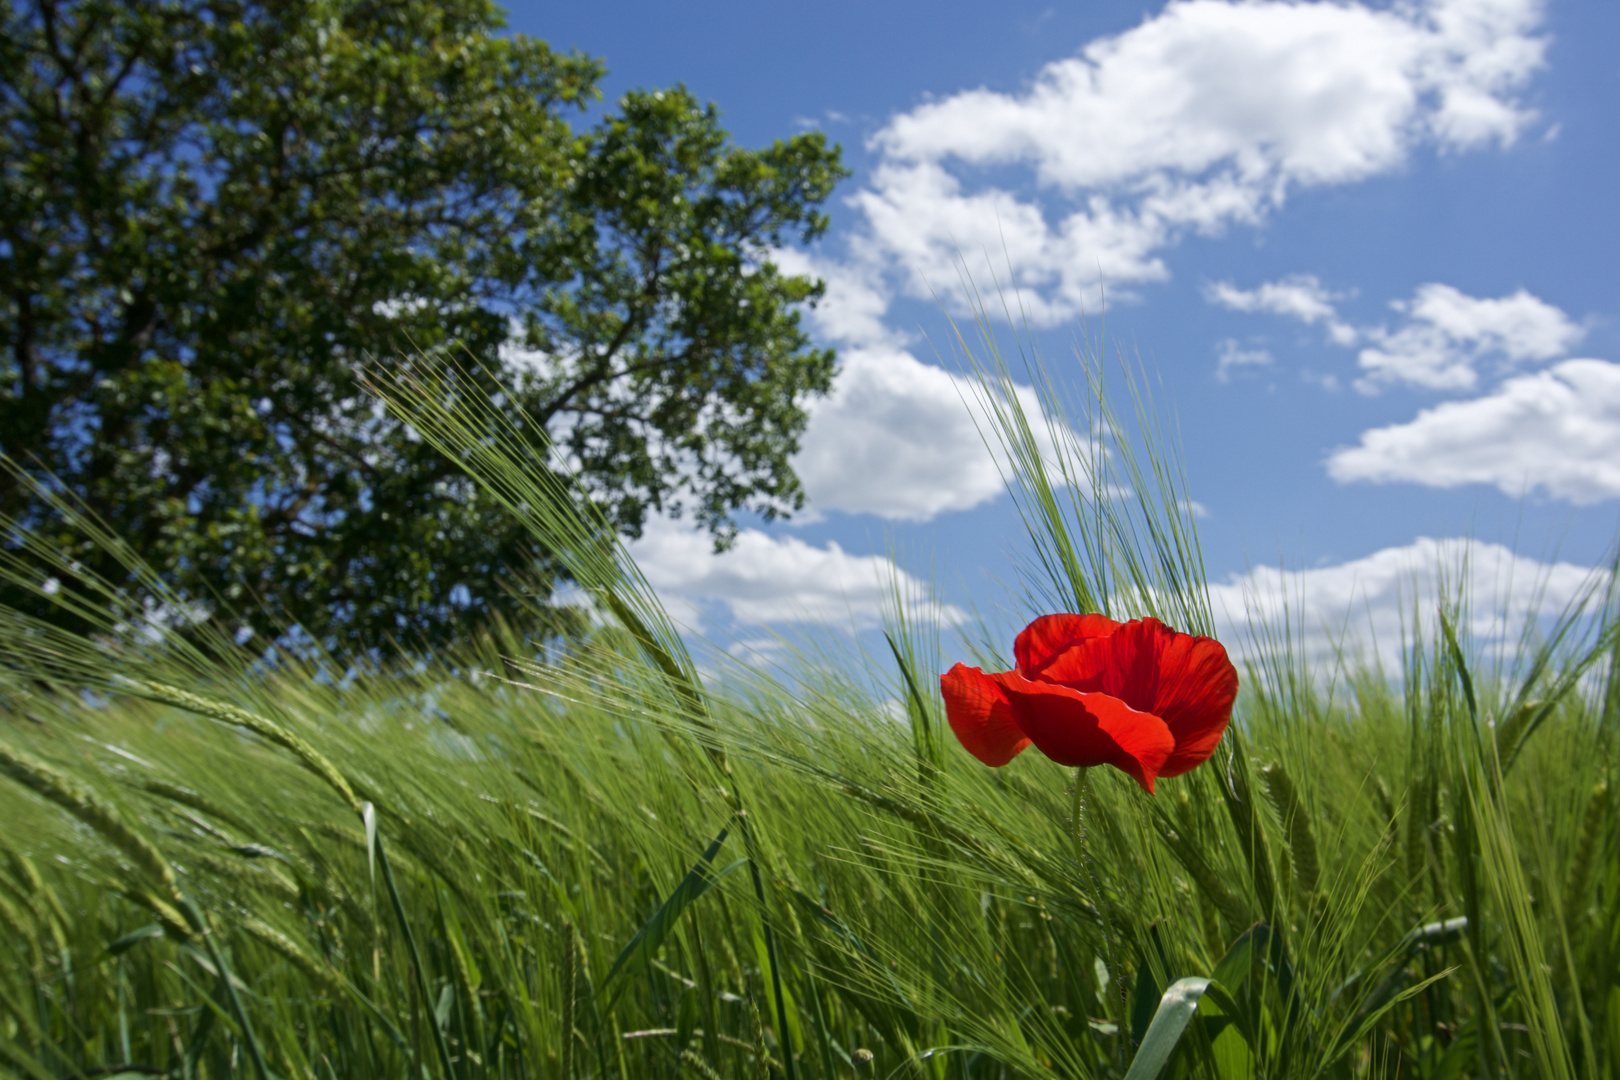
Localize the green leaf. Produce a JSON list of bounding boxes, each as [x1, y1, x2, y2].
[[1130, 954, 1163, 1048], [676, 987, 701, 1051], [1439, 611, 1477, 721], [752, 924, 805, 1056], [1123, 977, 1212, 1080], [106, 923, 166, 956], [434, 984, 455, 1033], [1428, 1023, 1479, 1080], [1194, 984, 1253, 1080], [599, 817, 740, 1005], [1212, 923, 1265, 994]]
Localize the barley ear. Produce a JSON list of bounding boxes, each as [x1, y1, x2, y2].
[[1563, 779, 1610, 925], [749, 998, 773, 1080], [1262, 762, 1321, 902], [124, 679, 363, 816], [0, 741, 179, 905]]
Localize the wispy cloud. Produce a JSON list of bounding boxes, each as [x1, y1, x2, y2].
[[1209, 276, 1587, 394], [1206, 275, 1357, 345], [1214, 339, 1275, 382]]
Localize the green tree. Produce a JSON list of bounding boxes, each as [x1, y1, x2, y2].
[[0, 0, 844, 651]]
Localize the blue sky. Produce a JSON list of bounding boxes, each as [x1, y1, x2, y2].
[[508, 0, 1620, 665]]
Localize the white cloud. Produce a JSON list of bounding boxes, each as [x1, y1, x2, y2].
[[1327, 359, 1620, 503], [1206, 275, 1357, 345], [1207, 278, 1583, 392], [794, 346, 998, 519], [1214, 339, 1275, 382], [1210, 537, 1604, 675], [850, 161, 1160, 322], [769, 249, 1048, 524], [628, 516, 966, 628], [851, 0, 1546, 324], [769, 247, 904, 349], [1356, 283, 1584, 392], [794, 346, 1060, 520], [727, 637, 791, 670]]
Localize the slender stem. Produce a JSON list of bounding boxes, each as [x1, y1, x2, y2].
[[1069, 766, 1088, 869], [561, 924, 577, 1080], [1072, 767, 1125, 1065], [178, 896, 271, 1080], [377, 833, 458, 1080], [739, 814, 798, 1080]]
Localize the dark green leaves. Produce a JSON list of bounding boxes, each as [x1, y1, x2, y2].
[[1, 0, 843, 654]]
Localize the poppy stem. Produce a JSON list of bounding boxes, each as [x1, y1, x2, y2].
[[1072, 767, 1125, 1065], [1069, 766, 1090, 864]]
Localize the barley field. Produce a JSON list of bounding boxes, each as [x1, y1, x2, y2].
[[1, 340, 1616, 1079]]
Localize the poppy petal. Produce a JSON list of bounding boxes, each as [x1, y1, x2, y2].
[[1032, 617, 1238, 778], [1014, 613, 1122, 680], [990, 673, 1175, 793], [1085, 619, 1236, 776], [1148, 632, 1239, 777], [940, 664, 1032, 767]]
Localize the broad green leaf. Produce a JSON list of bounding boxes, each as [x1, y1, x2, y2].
[[434, 984, 455, 1033], [1428, 1023, 1479, 1080], [1195, 984, 1253, 1080], [1212, 924, 1265, 994], [1130, 956, 1162, 1048], [1123, 976, 1212, 1080], [753, 925, 805, 1054], [676, 987, 701, 1051]]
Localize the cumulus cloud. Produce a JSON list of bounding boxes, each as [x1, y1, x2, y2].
[[1214, 339, 1275, 382], [791, 346, 1081, 520], [774, 245, 1078, 522], [771, 249, 1068, 522], [1210, 537, 1604, 674], [850, 161, 1160, 322], [769, 247, 905, 350], [851, 0, 1547, 324], [794, 346, 999, 519], [1356, 283, 1584, 392], [1327, 359, 1620, 503], [1206, 275, 1357, 345], [628, 516, 967, 628]]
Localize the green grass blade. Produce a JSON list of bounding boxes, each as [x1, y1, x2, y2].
[[1123, 977, 1211, 1080], [600, 817, 739, 1006]]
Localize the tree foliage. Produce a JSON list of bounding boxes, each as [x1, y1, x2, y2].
[[0, 0, 845, 650]]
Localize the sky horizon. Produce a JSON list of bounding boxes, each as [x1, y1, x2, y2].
[[506, 0, 1620, 669]]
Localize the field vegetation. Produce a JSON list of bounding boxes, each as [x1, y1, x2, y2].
[[0, 336, 1616, 1079]]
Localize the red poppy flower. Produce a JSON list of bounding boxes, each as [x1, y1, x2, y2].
[[940, 614, 1238, 793]]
